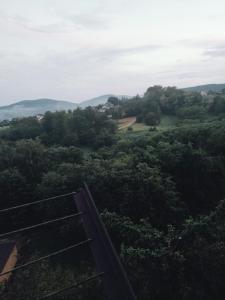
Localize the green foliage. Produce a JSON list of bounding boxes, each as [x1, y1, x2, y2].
[[0, 108, 117, 149], [107, 86, 225, 127], [1, 86, 225, 299], [107, 96, 119, 106], [209, 95, 225, 114], [144, 112, 160, 126], [176, 105, 206, 119], [0, 117, 41, 140], [0, 260, 102, 300]]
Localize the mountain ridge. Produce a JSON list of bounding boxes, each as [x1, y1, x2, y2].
[[182, 83, 225, 93], [0, 98, 76, 110], [0, 94, 128, 121], [1, 83, 225, 121]]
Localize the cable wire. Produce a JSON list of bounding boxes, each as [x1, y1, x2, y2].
[[0, 239, 92, 278], [38, 272, 105, 300], [0, 192, 76, 214], [0, 212, 83, 239]]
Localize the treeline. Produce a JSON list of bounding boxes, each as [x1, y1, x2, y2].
[[0, 107, 117, 148], [106, 86, 225, 125]]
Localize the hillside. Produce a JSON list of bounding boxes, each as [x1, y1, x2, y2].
[[0, 94, 127, 121], [0, 99, 77, 120], [78, 94, 122, 108], [183, 83, 225, 93]]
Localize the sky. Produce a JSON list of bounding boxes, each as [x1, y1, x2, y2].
[[0, 0, 225, 105]]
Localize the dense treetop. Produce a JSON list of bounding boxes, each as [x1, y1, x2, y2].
[[1, 86, 225, 299]]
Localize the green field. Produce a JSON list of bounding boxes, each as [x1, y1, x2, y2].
[[120, 115, 178, 134]]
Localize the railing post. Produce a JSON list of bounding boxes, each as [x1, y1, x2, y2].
[[74, 183, 137, 300]]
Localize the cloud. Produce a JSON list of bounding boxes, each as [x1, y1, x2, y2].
[[67, 14, 109, 30], [27, 22, 70, 34], [0, 51, 6, 60], [91, 44, 163, 63], [203, 45, 225, 58], [23, 13, 110, 34], [0, 11, 31, 31], [46, 44, 163, 68], [111, 44, 162, 54], [175, 39, 225, 58], [0, 10, 109, 35], [177, 71, 200, 80], [175, 38, 224, 49], [1, 1, 225, 104], [39, 44, 163, 77]]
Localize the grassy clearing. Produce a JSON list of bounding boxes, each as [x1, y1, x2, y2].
[[118, 115, 178, 135], [130, 122, 150, 131]]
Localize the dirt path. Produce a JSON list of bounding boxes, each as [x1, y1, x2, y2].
[[118, 117, 136, 130]]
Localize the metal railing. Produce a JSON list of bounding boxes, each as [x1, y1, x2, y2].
[[0, 184, 136, 300]]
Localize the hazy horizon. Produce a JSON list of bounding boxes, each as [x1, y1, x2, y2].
[[1, 0, 225, 105], [1, 82, 225, 107]]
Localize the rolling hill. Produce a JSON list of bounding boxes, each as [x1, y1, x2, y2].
[[0, 94, 127, 121], [3, 84, 225, 121], [78, 94, 127, 108], [0, 99, 78, 121]]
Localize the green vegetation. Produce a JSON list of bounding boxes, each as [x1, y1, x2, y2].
[[126, 115, 177, 133], [106, 85, 225, 127], [0, 95, 127, 121], [1, 86, 225, 299], [129, 122, 150, 131]]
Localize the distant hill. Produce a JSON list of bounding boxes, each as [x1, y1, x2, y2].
[[0, 94, 128, 121], [183, 84, 225, 93], [78, 94, 127, 108], [0, 99, 78, 121]]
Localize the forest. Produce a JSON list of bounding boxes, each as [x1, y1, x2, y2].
[[0, 86, 225, 299]]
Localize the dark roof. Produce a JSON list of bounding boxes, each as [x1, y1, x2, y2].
[[0, 241, 16, 273]]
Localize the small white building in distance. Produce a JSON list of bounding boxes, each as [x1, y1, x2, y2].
[[36, 114, 44, 122]]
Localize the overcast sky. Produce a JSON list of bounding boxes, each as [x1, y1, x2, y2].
[[0, 0, 225, 105]]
